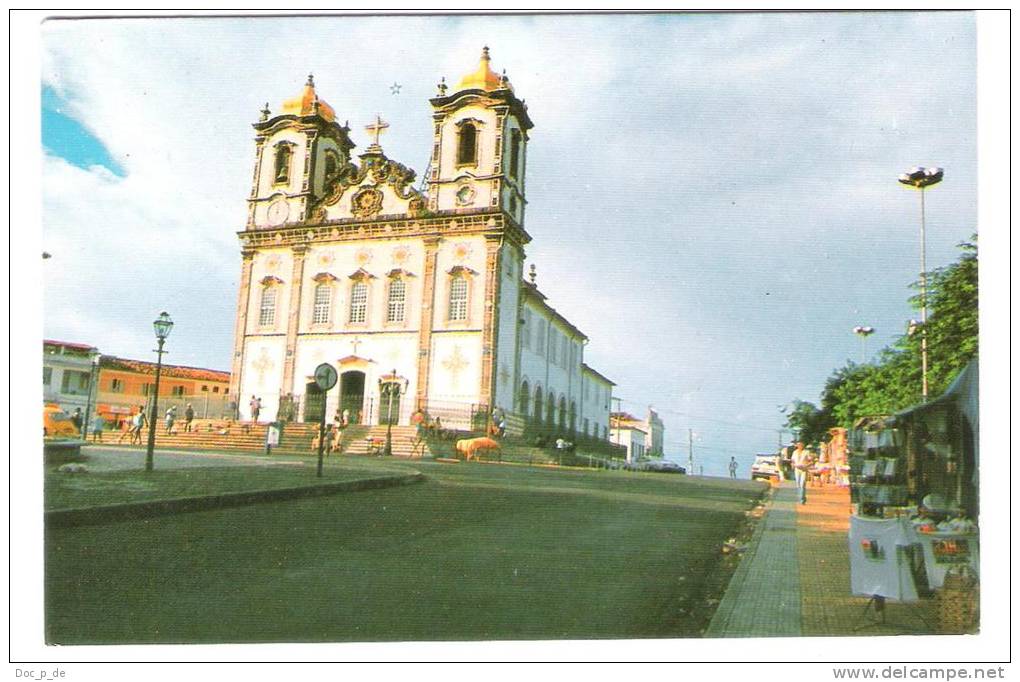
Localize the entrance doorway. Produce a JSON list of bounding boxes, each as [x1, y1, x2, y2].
[[303, 382, 325, 423], [339, 371, 365, 425]]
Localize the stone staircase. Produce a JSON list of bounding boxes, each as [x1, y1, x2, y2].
[[101, 420, 431, 459], [103, 420, 320, 456], [338, 425, 430, 458]]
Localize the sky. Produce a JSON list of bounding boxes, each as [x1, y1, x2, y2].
[[38, 12, 980, 476]]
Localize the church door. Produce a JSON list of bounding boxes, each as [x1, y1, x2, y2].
[[339, 371, 366, 425], [303, 382, 325, 423]]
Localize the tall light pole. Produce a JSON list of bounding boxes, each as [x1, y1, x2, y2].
[[82, 352, 101, 440], [898, 166, 943, 401], [378, 369, 406, 457], [145, 312, 174, 472], [853, 325, 875, 363]]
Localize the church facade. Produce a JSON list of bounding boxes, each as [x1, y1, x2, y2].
[[228, 48, 613, 438]]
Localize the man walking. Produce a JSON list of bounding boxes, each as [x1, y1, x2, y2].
[[792, 441, 813, 504], [728, 456, 738, 479]]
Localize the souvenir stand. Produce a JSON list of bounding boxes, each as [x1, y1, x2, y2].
[[847, 360, 979, 632]]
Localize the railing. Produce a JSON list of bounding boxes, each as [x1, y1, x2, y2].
[[95, 393, 235, 427]]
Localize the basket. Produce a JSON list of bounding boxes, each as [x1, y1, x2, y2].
[[936, 565, 979, 634]]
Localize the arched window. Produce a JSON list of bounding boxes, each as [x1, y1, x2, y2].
[[509, 129, 522, 179], [274, 143, 293, 184], [519, 381, 530, 416], [349, 281, 368, 324], [312, 282, 332, 325], [558, 395, 567, 429], [546, 390, 555, 425], [448, 274, 468, 321], [323, 150, 339, 179], [569, 401, 577, 434], [387, 276, 407, 323], [259, 285, 277, 327], [534, 385, 543, 422], [457, 123, 477, 166]]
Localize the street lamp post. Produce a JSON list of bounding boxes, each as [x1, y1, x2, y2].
[[145, 312, 174, 472], [82, 352, 101, 440], [853, 325, 875, 364], [898, 166, 943, 401], [378, 369, 406, 457]]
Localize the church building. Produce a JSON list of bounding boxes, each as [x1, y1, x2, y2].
[[228, 48, 614, 439]]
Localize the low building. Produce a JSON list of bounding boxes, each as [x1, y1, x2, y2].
[[610, 412, 648, 463], [95, 356, 231, 427], [43, 340, 99, 414]]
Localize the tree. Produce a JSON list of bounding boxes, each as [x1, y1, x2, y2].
[[787, 237, 977, 430]]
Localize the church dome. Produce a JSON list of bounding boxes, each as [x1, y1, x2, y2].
[[454, 46, 511, 93], [281, 74, 336, 122]]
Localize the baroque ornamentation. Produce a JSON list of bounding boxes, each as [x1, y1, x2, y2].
[[351, 187, 384, 219]]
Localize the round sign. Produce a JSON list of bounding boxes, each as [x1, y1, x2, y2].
[[314, 363, 338, 391]]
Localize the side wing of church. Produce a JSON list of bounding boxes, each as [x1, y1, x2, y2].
[[228, 49, 614, 441]]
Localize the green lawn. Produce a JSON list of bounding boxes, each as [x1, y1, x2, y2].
[[45, 459, 765, 643], [44, 464, 390, 511]]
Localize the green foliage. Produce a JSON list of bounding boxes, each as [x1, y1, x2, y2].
[[786, 237, 977, 434]]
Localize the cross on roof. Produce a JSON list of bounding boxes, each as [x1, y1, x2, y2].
[[365, 115, 389, 147]]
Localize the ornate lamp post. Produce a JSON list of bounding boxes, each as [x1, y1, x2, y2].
[[378, 369, 407, 457], [853, 325, 875, 363], [145, 312, 174, 472], [898, 166, 943, 401], [82, 352, 101, 440]]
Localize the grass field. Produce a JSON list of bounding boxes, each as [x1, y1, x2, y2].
[[45, 459, 765, 643]]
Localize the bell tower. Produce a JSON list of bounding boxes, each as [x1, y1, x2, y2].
[[247, 75, 354, 229], [428, 47, 534, 226]]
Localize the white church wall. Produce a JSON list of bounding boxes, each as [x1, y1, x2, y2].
[[432, 235, 487, 331], [246, 248, 294, 336], [429, 332, 483, 406], [238, 336, 287, 421], [299, 239, 425, 334], [493, 245, 522, 412]]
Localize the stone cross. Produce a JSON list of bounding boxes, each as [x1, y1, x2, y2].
[[350, 336, 362, 355], [365, 115, 389, 147]]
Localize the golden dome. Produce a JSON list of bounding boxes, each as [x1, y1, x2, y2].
[[281, 74, 336, 122], [454, 46, 510, 93]]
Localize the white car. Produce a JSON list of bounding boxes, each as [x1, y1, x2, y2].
[[750, 455, 780, 481]]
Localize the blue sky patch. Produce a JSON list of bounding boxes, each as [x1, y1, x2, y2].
[[42, 84, 125, 176]]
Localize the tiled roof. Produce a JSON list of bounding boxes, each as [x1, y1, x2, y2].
[[100, 356, 230, 383], [43, 339, 97, 353]]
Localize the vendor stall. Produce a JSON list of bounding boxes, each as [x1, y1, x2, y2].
[[847, 360, 979, 632]]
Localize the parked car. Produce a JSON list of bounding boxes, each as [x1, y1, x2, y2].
[[750, 454, 781, 481], [645, 460, 687, 474], [44, 403, 79, 439]]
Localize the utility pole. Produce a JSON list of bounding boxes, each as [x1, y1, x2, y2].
[[688, 428, 694, 476]]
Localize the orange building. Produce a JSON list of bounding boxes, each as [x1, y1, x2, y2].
[[95, 356, 231, 427]]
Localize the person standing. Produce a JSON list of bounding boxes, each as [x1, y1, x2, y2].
[[129, 406, 147, 445], [792, 441, 813, 504], [164, 405, 177, 435], [184, 403, 195, 432], [250, 395, 261, 423], [728, 456, 738, 479], [70, 408, 83, 435], [91, 414, 105, 442]]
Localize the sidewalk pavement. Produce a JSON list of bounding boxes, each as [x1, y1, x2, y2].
[[707, 480, 935, 637]]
